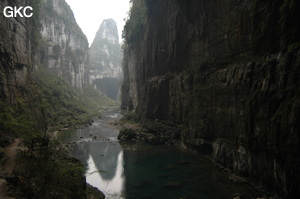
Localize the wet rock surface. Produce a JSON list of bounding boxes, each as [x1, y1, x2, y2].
[[86, 184, 105, 199], [121, 0, 300, 198], [118, 119, 180, 146]]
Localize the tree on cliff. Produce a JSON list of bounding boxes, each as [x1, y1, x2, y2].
[[122, 0, 147, 43]]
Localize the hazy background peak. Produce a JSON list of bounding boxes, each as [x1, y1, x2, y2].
[[65, 0, 130, 45]]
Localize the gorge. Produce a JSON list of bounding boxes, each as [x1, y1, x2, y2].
[[0, 0, 299, 198], [0, 0, 113, 198], [121, 0, 300, 198]]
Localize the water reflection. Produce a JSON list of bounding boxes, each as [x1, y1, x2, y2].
[[64, 112, 258, 199], [91, 142, 120, 180], [70, 139, 125, 197], [66, 114, 125, 198], [86, 151, 124, 197]]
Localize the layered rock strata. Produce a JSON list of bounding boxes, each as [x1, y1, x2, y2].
[[121, 0, 300, 197]]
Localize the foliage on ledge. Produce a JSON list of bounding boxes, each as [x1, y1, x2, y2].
[[34, 67, 118, 131], [122, 0, 147, 43]]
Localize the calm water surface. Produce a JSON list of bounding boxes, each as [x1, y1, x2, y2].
[[61, 110, 258, 199]]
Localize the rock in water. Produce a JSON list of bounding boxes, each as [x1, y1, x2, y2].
[[118, 128, 136, 140]]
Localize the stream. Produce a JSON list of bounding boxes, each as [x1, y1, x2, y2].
[[60, 110, 258, 199]]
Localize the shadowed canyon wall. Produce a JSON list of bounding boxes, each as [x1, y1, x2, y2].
[[121, 0, 300, 197], [0, 0, 45, 136]]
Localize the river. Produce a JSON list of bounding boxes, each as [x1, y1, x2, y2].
[[60, 110, 259, 199]]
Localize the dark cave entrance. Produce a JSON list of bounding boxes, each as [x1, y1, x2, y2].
[[93, 77, 120, 100]]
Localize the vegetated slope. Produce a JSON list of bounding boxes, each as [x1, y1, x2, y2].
[[34, 67, 117, 131], [121, 0, 300, 198], [0, 0, 112, 198], [0, 0, 43, 141], [0, 0, 94, 139], [33, 0, 118, 130]]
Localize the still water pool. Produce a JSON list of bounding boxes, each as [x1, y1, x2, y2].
[[61, 111, 258, 199]]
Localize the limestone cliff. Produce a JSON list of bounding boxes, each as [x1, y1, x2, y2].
[[0, 0, 34, 100], [0, 1, 95, 197], [0, 0, 45, 137], [121, 0, 300, 197], [38, 0, 89, 89], [0, 0, 91, 136], [89, 18, 122, 100]]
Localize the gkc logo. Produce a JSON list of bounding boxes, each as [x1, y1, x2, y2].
[[3, 6, 33, 18]]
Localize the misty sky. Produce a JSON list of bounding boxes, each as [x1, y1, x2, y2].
[[65, 0, 130, 45]]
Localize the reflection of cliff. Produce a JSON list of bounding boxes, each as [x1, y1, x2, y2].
[[90, 142, 120, 180], [70, 142, 91, 165], [71, 141, 120, 181]]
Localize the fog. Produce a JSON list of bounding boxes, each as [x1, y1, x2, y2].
[[65, 0, 130, 45]]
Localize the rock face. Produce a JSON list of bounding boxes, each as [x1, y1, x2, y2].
[[0, 0, 90, 133], [0, 0, 90, 93], [38, 0, 89, 89], [0, 0, 46, 135], [89, 19, 122, 100], [121, 0, 300, 197], [0, 1, 93, 197], [0, 0, 34, 102]]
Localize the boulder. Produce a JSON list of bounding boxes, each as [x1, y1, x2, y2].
[[118, 128, 136, 140]]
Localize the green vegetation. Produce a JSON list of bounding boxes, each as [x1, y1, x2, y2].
[[0, 103, 38, 139], [0, 101, 30, 136], [0, 0, 113, 198], [10, 140, 86, 199], [0, 87, 42, 141], [122, 0, 147, 43], [0, 66, 114, 196], [34, 67, 118, 131]]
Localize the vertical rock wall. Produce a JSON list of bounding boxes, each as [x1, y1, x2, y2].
[[0, 0, 90, 136], [0, 0, 33, 102], [38, 0, 89, 89], [0, 0, 45, 135], [122, 0, 300, 197], [0, 0, 89, 92]]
